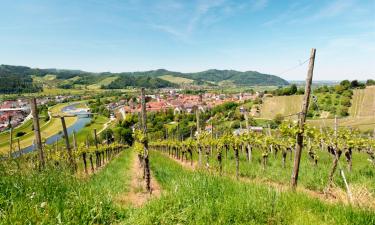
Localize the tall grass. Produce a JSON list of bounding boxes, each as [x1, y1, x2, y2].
[[0, 149, 132, 224], [124, 151, 375, 225]]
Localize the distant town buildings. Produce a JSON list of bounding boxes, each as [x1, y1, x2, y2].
[[118, 90, 258, 119]]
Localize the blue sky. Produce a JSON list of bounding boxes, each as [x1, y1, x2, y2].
[[0, 0, 374, 80]]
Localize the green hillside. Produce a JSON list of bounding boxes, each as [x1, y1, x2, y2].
[[0, 65, 289, 92]]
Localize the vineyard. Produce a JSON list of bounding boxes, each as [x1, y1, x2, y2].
[[2, 80, 374, 224]]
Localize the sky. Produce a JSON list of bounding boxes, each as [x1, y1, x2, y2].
[[0, 0, 374, 81]]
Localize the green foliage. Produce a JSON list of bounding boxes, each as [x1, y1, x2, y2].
[[88, 98, 110, 117], [0, 65, 42, 94], [366, 79, 375, 86], [105, 76, 176, 89], [180, 69, 289, 86], [272, 84, 298, 96]]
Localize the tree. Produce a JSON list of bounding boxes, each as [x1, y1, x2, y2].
[[273, 113, 283, 125], [366, 79, 375, 86], [340, 80, 350, 89]]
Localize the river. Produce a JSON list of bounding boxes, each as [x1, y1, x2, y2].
[[12, 103, 92, 157]]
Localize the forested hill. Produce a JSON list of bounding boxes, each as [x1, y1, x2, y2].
[[0, 65, 288, 93], [186, 69, 289, 86]]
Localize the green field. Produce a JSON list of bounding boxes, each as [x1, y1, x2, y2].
[[87, 76, 119, 89], [259, 95, 303, 119], [159, 75, 194, 84]]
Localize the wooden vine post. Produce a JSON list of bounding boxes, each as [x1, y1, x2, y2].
[[94, 128, 100, 167], [141, 88, 151, 193], [30, 98, 45, 169], [8, 116, 13, 157], [291, 48, 316, 189], [59, 116, 77, 172], [196, 106, 202, 166], [72, 130, 77, 151]]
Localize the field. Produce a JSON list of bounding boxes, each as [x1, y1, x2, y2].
[[259, 95, 303, 119], [87, 76, 119, 89], [309, 87, 375, 131], [0, 103, 77, 155], [159, 75, 194, 84], [350, 86, 375, 118], [258, 87, 375, 131]]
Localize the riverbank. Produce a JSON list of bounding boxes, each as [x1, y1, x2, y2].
[[0, 102, 79, 155]]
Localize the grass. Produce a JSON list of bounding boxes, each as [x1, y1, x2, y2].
[[159, 75, 194, 84], [307, 116, 375, 132], [123, 151, 375, 224], [1, 149, 374, 224], [87, 76, 119, 90], [259, 95, 303, 119], [0, 149, 133, 224], [0, 103, 77, 155], [210, 147, 374, 195], [66, 115, 109, 146]]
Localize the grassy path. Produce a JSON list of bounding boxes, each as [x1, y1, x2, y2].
[[122, 151, 375, 225]]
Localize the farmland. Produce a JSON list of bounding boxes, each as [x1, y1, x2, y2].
[[258, 86, 375, 132], [87, 76, 119, 89], [159, 75, 194, 84], [259, 95, 303, 119]]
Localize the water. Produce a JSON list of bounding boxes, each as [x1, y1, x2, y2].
[[12, 103, 92, 157]]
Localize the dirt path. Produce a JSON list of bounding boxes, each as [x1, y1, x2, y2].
[[116, 151, 161, 207], [160, 152, 375, 209]]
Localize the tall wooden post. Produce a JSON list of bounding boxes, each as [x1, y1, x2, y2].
[[94, 128, 99, 167], [72, 130, 77, 151], [291, 48, 316, 189], [94, 129, 99, 149], [60, 117, 76, 172], [245, 113, 249, 132], [196, 106, 202, 166], [8, 116, 13, 158], [17, 138, 21, 153], [30, 98, 45, 169], [141, 88, 151, 193]]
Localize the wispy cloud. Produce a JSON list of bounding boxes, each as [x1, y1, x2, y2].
[[263, 0, 360, 26], [309, 0, 355, 21], [150, 0, 269, 41]]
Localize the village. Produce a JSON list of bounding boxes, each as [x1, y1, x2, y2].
[[118, 90, 261, 118], [0, 95, 71, 132]]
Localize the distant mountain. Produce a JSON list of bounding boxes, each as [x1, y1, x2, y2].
[[0, 65, 289, 93]]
